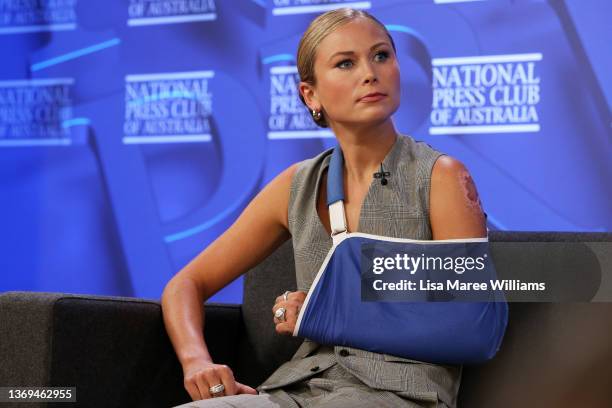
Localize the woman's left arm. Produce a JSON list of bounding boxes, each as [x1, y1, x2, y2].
[[429, 155, 487, 240], [429, 156, 507, 364]]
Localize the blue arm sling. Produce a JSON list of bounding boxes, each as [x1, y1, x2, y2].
[[292, 146, 508, 365]]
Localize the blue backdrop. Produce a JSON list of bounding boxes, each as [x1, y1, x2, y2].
[[0, 0, 610, 303]]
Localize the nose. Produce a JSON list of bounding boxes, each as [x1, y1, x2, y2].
[[362, 61, 378, 84]]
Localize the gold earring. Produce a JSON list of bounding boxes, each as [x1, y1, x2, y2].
[[311, 109, 322, 121]]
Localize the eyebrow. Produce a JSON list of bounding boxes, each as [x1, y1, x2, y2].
[[328, 42, 391, 62]]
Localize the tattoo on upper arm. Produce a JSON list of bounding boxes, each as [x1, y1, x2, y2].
[[458, 170, 484, 216]]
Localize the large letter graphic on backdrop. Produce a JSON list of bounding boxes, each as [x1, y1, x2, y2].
[[73, 72, 266, 299]]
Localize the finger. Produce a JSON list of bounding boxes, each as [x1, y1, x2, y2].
[[206, 368, 227, 398], [288, 291, 305, 301], [273, 299, 301, 315], [184, 381, 201, 401], [282, 291, 301, 302], [195, 374, 213, 399], [206, 369, 227, 399], [236, 382, 258, 395], [272, 300, 292, 312], [272, 302, 282, 313], [275, 301, 300, 324], [275, 321, 295, 335], [284, 301, 301, 322], [216, 365, 238, 396], [198, 370, 221, 398], [272, 302, 289, 320], [276, 290, 295, 303], [273, 311, 291, 326]]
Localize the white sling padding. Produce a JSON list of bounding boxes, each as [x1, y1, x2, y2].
[[329, 200, 347, 245]]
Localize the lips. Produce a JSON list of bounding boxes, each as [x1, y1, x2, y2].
[[358, 92, 387, 102]]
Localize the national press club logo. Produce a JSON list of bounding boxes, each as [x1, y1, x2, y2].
[[0, 0, 77, 34], [127, 0, 217, 26], [429, 53, 542, 135], [271, 0, 370, 16], [267, 65, 332, 139], [0, 78, 74, 146], [123, 70, 214, 144]]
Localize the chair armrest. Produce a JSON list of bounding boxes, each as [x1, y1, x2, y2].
[[0, 291, 243, 408], [0, 291, 62, 390]]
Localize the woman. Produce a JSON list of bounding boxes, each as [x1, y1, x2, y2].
[[163, 8, 488, 408]]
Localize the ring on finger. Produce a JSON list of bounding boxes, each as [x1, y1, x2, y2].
[[274, 307, 286, 322], [209, 383, 225, 397], [282, 290, 290, 301]]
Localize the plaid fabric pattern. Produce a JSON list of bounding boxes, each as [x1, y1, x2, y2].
[[174, 135, 460, 408]]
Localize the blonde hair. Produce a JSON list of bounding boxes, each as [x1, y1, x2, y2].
[[296, 8, 396, 128]]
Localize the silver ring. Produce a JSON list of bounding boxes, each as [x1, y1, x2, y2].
[[209, 383, 225, 396], [274, 307, 286, 322], [282, 290, 291, 301]]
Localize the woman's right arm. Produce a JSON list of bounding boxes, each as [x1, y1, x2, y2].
[[161, 162, 299, 401]]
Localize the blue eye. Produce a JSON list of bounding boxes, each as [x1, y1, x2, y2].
[[336, 51, 390, 70], [375, 51, 390, 62], [337, 59, 353, 69]]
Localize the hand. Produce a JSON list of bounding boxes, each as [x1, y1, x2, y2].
[[272, 291, 306, 336], [182, 359, 257, 401]]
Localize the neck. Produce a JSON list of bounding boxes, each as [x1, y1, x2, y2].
[[330, 119, 399, 183]]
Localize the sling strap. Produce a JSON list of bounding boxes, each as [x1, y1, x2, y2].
[[327, 146, 348, 245]]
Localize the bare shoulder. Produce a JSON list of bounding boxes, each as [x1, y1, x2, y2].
[[429, 155, 487, 240], [430, 154, 466, 177], [274, 161, 300, 186], [271, 161, 300, 188]]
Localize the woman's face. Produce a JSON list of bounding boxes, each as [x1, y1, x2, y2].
[[301, 18, 400, 128]]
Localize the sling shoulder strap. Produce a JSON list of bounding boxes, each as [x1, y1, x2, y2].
[[327, 146, 348, 245]]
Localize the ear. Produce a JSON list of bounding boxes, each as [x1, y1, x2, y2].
[[299, 81, 320, 111]]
